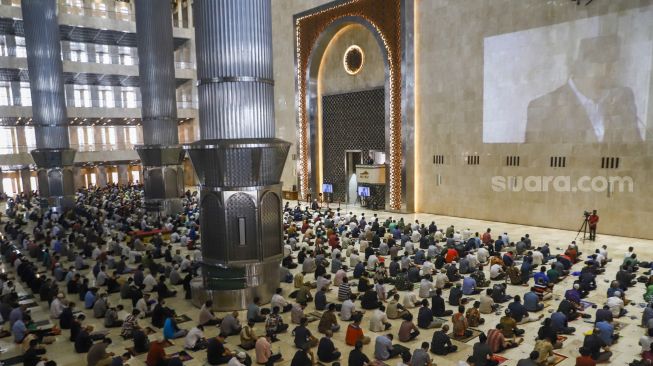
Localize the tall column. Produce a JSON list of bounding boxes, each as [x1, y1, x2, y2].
[[22, 0, 76, 208], [185, 0, 290, 310], [0, 168, 4, 196], [20, 168, 31, 196], [117, 164, 129, 186], [72, 166, 84, 191], [134, 0, 184, 216], [96, 166, 107, 187]]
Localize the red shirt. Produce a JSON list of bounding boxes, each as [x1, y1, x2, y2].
[[575, 355, 596, 366], [445, 249, 458, 263], [588, 215, 599, 227], [482, 232, 492, 244], [146, 341, 166, 366]]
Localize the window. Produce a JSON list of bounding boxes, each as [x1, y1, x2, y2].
[[15, 37, 25, 58], [121, 88, 137, 108], [24, 127, 36, 149], [0, 127, 16, 154], [98, 87, 115, 108], [20, 82, 31, 106], [73, 85, 91, 107], [111, 172, 118, 183], [107, 127, 117, 145], [69, 42, 88, 63], [0, 83, 12, 106], [30, 176, 37, 192], [2, 178, 14, 196], [0, 35, 7, 57], [131, 170, 140, 184], [126, 126, 139, 144]]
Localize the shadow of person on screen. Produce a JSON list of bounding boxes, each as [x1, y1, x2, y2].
[[525, 34, 645, 143]]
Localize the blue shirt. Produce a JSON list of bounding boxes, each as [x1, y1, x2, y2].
[[374, 335, 393, 360], [12, 319, 26, 342], [533, 272, 549, 285], [462, 277, 477, 295], [163, 318, 176, 339], [595, 321, 614, 345], [524, 292, 541, 312], [84, 291, 96, 309], [550, 312, 567, 332]]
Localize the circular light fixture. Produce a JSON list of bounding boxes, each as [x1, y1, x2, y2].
[[343, 45, 364, 75]]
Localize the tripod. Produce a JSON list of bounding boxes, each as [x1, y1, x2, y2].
[[575, 216, 589, 242]]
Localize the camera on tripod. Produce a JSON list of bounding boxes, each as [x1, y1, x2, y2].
[[583, 210, 591, 218]]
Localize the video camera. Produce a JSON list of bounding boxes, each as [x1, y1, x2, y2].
[[583, 210, 591, 217]]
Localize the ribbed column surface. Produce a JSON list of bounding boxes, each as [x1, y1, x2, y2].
[[194, 0, 275, 139], [21, 0, 69, 149], [135, 0, 179, 146]]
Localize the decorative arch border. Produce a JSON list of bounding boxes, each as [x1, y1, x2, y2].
[[294, 0, 414, 212]]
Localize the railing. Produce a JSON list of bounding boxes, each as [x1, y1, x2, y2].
[[0, 98, 198, 110], [0, 1, 192, 29], [3, 51, 196, 70], [0, 143, 141, 155]]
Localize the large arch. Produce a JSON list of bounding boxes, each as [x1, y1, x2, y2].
[[294, 0, 415, 211]]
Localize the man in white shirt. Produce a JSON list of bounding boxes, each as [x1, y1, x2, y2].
[[490, 263, 505, 280], [340, 296, 357, 321], [184, 325, 205, 350], [462, 228, 472, 241], [418, 277, 435, 298], [369, 306, 391, 332], [531, 250, 544, 266], [477, 247, 490, 264], [434, 270, 449, 289], [607, 292, 625, 317], [270, 288, 292, 312], [143, 272, 157, 292], [50, 293, 66, 319], [367, 254, 379, 271], [402, 292, 420, 308], [227, 352, 248, 366]]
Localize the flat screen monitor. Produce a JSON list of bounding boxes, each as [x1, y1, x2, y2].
[[322, 183, 333, 193], [358, 186, 370, 197]]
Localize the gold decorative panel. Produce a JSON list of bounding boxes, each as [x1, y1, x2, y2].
[[295, 0, 403, 210]]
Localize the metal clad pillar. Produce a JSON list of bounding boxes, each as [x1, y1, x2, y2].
[[134, 0, 184, 216], [22, 0, 76, 208], [185, 0, 290, 311]]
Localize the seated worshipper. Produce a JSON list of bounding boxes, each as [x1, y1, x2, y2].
[[431, 324, 458, 355], [120, 309, 141, 339], [431, 288, 453, 317], [220, 311, 242, 336], [508, 295, 544, 324], [295, 283, 313, 304], [155, 276, 177, 299], [463, 275, 480, 295], [374, 333, 403, 361], [87, 337, 114, 366], [419, 276, 436, 299], [466, 301, 485, 327], [491, 283, 512, 303], [360, 287, 382, 310], [595, 320, 619, 346], [490, 262, 505, 281], [265, 306, 289, 340], [607, 291, 626, 318], [318, 304, 340, 333], [317, 330, 341, 363], [240, 320, 257, 350], [104, 304, 124, 328], [557, 299, 582, 321], [247, 297, 269, 323], [345, 316, 371, 346], [582, 327, 612, 363], [164, 316, 188, 340], [524, 289, 545, 312], [550, 311, 576, 335], [207, 333, 234, 365], [533, 337, 556, 366], [452, 305, 473, 339], [348, 340, 371, 366], [184, 324, 207, 351], [255, 335, 283, 366], [49, 293, 67, 319], [199, 300, 222, 326], [487, 324, 523, 353], [369, 305, 392, 332], [387, 293, 409, 319], [151, 300, 175, 328], [398, 313, 420, 342], [271, 288, 293, 313], [417, 299, 444, 329], [449, 282, 466, 306], [93, 293, 109, 318], [500, 309, 525, 337], [292, 317, 318, 349]]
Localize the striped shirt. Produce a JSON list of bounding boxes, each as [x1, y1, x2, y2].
[[338, 283, 351, 301]]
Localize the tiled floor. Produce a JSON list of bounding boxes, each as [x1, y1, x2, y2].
[[1, 203, 651, 366]]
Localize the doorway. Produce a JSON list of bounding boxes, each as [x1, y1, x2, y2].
[[345, 150, 362, 204]]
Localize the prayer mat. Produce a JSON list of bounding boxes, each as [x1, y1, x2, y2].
[[551, 352, 568, 365], [121, 326, 156, 340], [613, 321, 627, 331], [0, 355, 23, 366], [448, 328, 482, 343], [0, 330, 11, 338], [17, 294, 34, 301], [33, 319, 50, 327], [580, 300, 596, 310], [170, 350, 193, 362], [434, 317, 448, 323], [308, 311, 323, 318], [175, 314, 192, 324], [491, 355, 508, 365], [126, 340, 173, 356]]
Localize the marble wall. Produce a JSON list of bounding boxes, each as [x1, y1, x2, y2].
[[271, 0, 653, 239]]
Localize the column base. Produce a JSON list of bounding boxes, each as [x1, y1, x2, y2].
[[144, 198, 183, 217], [191, 260, 280, 311]]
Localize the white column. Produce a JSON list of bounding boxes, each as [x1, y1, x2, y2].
[[118, 165, 129, 186], [96, 166, 108, 187], [20, 168, 31, 195]]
